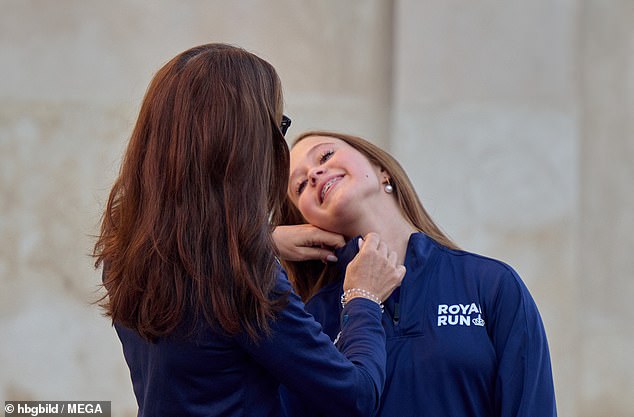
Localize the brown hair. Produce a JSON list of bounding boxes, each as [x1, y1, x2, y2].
[[279, 131, 459, 301], [93, 43, 289, 341]]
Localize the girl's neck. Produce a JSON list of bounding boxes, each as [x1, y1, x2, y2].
[[347, 213, 417, 265]]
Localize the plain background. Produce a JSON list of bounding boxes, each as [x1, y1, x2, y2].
[[1, 1, 632, 416]]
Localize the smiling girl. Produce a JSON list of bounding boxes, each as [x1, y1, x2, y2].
[[276, 131, 557, 417]]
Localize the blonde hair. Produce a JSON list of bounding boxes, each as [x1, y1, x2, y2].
[[279, 131, 458, 300]]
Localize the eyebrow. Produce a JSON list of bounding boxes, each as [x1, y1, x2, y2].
[[289, 142, 335, 184]]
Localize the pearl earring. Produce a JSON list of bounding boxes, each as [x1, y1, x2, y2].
[[384, 183, 393, 194]]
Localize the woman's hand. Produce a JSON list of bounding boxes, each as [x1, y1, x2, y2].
[[272, 225, 346, 262], [343, 233, 406, 302]]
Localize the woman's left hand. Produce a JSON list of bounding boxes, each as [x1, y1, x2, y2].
[[272, 225, 346, 262]]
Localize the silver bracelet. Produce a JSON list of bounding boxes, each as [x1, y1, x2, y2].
[[341, 288, 384, 313]]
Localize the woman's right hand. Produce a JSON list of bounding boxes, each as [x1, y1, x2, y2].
[[343, 233, 406, 302]]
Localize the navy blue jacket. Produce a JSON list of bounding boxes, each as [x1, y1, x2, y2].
[[114, 268, 386, 417], [281, 233, 557, 417]]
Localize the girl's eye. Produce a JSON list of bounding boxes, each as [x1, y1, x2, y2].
[[319, 150, 334, 164], [296, 179, 307, 195], [295, 149, 333, 196]]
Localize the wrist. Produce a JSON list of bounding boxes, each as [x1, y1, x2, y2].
[[341, 288, 384, 313]]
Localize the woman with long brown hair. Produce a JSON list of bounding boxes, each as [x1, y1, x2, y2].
[[275, 131, 557, 417], [93, 44, 404, 417]]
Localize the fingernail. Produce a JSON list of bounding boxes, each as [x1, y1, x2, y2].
[[326, 255, 338, 262]]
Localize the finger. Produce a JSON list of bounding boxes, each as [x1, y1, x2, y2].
[[387, 250, 398, 266], [396, 265, 407, 281], [297, 247, 339, 262], [310, 229, 346, 249], [361, 232, 380, 250], [325, 254, 339, 262], [376, 239, 388, 257]]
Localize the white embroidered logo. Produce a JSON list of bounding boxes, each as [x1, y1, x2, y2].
[[437, 303, 485, 327]]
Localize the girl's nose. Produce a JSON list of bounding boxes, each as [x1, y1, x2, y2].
[[309, 167, 326, 185]]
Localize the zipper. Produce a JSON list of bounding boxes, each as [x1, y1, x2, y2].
[[392, 302, 400, 325], [384, 288, 401, 327]]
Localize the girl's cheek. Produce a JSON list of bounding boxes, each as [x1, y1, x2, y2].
[[297, 198, 308, 218], [298, 199, 316, 222]]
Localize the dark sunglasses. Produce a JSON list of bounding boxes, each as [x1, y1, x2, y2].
[[280, 115, 291, 136]]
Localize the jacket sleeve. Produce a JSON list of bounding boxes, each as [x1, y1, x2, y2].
[[488, 268, 557, 417], [237, 270, 386, 417]]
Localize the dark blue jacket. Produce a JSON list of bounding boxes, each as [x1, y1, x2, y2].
[[114, 268, 386, 417], [281, 233, 557, 417]]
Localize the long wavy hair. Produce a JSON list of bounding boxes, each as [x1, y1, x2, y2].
[[280, 131, 459, 301], [93, 43, 290, 342]]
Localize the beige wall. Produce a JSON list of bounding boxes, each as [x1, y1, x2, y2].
[[1, 1, 631, 416], [578, 1, 634, 415]]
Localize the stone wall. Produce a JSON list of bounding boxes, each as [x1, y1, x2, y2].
[[1, 1, 631, 416]]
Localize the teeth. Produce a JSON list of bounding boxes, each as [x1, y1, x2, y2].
[[321, 177, 340, 202]]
